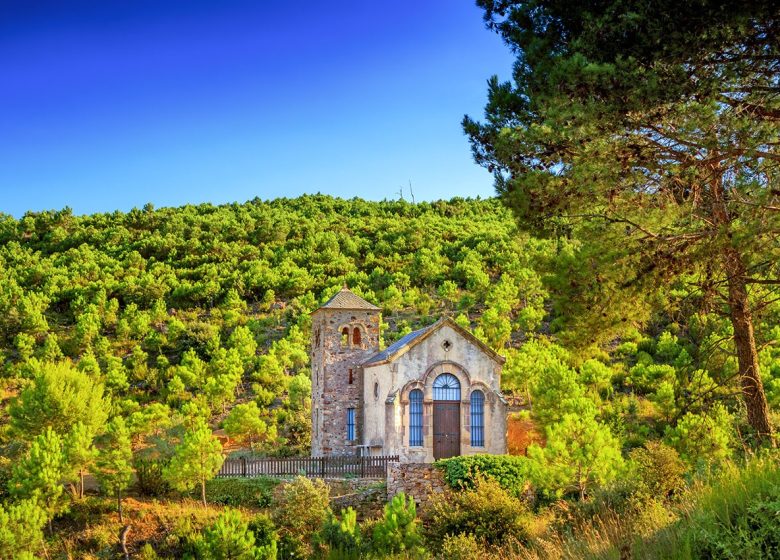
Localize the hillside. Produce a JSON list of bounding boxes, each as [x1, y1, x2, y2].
[[1, 195, 779, 559]]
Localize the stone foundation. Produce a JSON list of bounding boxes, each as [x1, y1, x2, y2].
[[386, 462, 448, 512]]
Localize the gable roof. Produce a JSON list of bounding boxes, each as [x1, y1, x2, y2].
[[362, 316, 505, 366], [314, 287, 380, 312]]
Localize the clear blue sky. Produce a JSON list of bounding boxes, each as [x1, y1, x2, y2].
[[0, 1, 514, 217]]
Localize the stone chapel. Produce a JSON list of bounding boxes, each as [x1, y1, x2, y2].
[[311, 287, 507, 462]]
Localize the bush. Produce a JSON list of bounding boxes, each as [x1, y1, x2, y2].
[[372, 493, 424, 555], [685, 457, 780, 558], [438, 533, 483, 560], [135, 458, 171, 497], [318, 507, 362, 560], [204, 477, 278, 508], [272, 477, 330, 560], [248, 513, 279, 553], [427, 477, 532, 548], [630, 441, 687, 500], [192, 508, 277, 560], [436, 454, 531, 497]]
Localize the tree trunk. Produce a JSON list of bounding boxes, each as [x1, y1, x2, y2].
[[710, 169, 775, 445], [117, 488, 124, 523], [722, 247, 775, 444], [79, 469, 85, 499], [201, 479, 207, 507]]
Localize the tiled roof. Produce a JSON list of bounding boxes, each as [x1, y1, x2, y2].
[[317, 288, 380, 311], [362, 323, 435, 365]]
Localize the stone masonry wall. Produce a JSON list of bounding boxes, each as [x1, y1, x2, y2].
[[311, 307, 380, 456], [386, 462, 448, 512]]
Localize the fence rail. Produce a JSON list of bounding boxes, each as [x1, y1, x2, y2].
[[217, 455, 399, 479]]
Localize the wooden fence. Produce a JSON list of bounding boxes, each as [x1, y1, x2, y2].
[[217, 455, 399, 479]]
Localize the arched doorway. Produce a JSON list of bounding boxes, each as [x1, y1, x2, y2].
[[432, 373, 461, 459]]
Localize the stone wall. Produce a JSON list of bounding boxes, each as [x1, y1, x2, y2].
[[386, 462, 448, 512], [311, 307, 380, 456]]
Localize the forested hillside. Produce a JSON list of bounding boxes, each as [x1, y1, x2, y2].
[[1, 195, 779, 559]]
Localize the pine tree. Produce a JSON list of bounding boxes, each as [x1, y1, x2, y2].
[[465, 0, 779, 443], [94, 417, 134, 522], [0, 499, 47, 558], [64, 422, 98, 499], [163, 420, 224, 506], [9, 360, 109, 440], [9, 428, 67, 533]]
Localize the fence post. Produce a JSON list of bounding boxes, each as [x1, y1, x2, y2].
[[241, 457, 247, 477]]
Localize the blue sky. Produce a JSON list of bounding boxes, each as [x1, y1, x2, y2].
[[0, 1, 514, 217]]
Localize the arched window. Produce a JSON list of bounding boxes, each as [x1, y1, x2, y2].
[[433, 373, 461, 401], [341, 327, 349, 347], [470, 390, 485, 447], [353, 326, 361, 346], [409, 389, 423, 446]]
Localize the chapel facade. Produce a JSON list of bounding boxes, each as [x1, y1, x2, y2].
[[311, 287, 507, 462]]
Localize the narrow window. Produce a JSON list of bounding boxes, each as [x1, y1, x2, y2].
[[315, 328, 320, 348], [347, 408, 356, 441], [353, 326, 361, 345], [341, 327, 349, 347], [348, 368, 353, 385], [409, 389, 423, 446], [470, 390, 485, 447]]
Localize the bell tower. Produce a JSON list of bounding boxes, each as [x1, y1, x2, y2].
[[310, 287, 380, 456]]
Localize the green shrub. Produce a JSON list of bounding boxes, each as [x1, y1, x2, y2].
[[685, 457, 780, 558], [427, 477, 531, 548], [248, 513, 278, 553], [137, 543, 161, 560], [630, 441, 687, 500], [272, 477, 330, 560], [203, 477, 278, 508], [435, 454, 530, 497], [135, 458, 172, 497], [192, 508, 277, 560], [318, 507, 362, 560], [438, 533, 483, 560], [372, 493, 424, 555]]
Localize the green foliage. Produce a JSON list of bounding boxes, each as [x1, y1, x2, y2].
[[530, 359, 595, 428], [0, 499, 47, 558], [134, 458, 171, 497], [94, 417, 134, 513], [630, 442, 687, 501], [9, 360, 109, 440], [528, 413, 625, 500], [319, 507, 361, 560], [8, 427, 67, 522], [438, 533, 482, 560], [64, 421, 98, 499], [428, 477, 531, 547], [436, 454, 530, 497], [664, 404, 734, 469], [222, 402, 277, 452], [203, 477, 278, 508], [164, 420, 225, 505], [465, 0, 778, 442], [683, 457, 780, 559], [371, 493, 423, 555], [193, 508, 277, 560], [272, 476, 330, 560]]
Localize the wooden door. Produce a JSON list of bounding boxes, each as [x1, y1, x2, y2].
[[433, 402, 460, 459]]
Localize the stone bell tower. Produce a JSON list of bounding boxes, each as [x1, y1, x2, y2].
[[310, 287, 380, 456]]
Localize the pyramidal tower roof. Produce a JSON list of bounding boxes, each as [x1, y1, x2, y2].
[[316, 287, 380, 312]]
